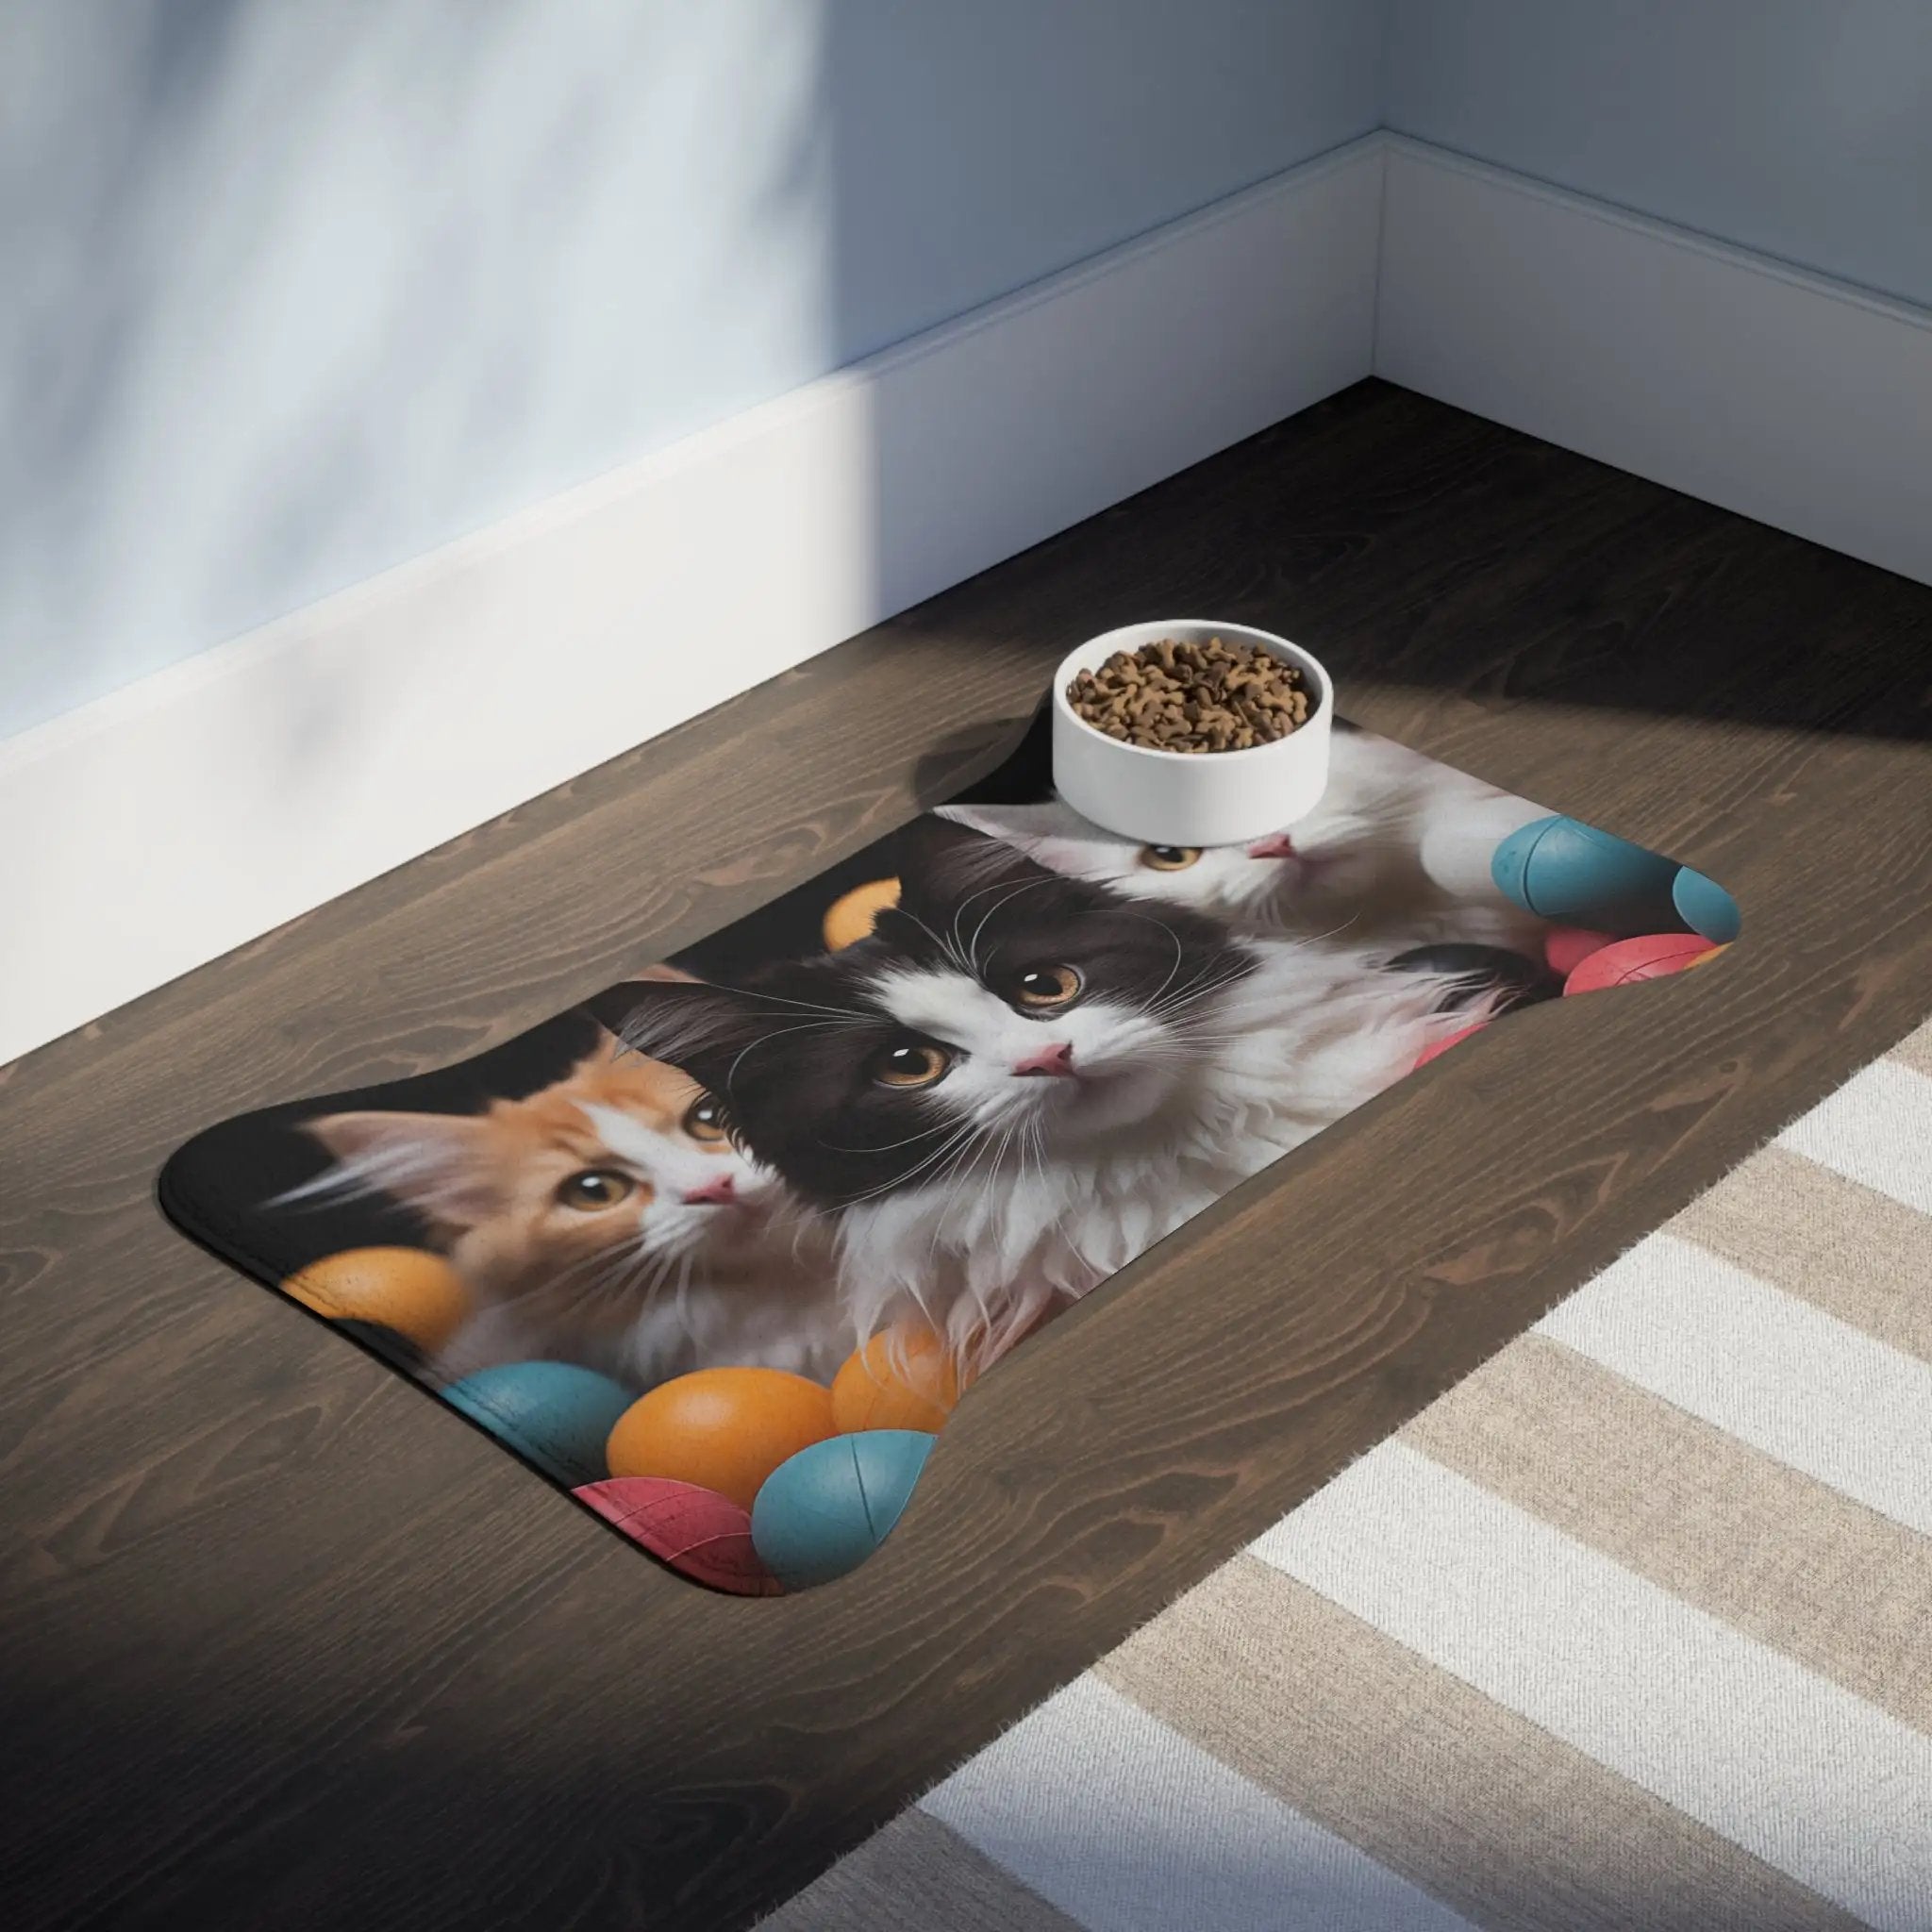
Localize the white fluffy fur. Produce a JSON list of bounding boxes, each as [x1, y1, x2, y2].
[[944, 729, 1548, 952], [836, 938, 1485, 1374]]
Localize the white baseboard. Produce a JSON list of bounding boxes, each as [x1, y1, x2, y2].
[[1374, 135, 1932, 588], [0, 136, 1381, 1068], [8, 130, 1931, 1067]]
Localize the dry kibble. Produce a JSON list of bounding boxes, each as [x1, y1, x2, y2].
[[1065, 636, 1308, 752]]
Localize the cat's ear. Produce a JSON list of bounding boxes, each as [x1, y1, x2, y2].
[[300, 1109, 503, 1230], [582, 978, 778, 1097], [625, 961, 699, 984]]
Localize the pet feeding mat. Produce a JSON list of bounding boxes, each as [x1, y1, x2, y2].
[[160, 706, 1738, 1595]]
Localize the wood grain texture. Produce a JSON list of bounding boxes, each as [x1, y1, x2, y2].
[[2, 382, 1928, 1932]]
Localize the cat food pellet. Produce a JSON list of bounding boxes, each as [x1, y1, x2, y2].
[[1066, 637, 1311, 753]]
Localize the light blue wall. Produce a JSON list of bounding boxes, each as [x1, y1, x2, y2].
[[1385, 1, 1932, 308], [816, 1, 1388, 363], [0, 0, 1382, 739], [19, 3, 1927, 743]]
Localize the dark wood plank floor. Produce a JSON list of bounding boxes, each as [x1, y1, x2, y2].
[[3, 382, 1928, 1932]]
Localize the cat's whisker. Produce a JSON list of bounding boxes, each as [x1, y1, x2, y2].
[[923, 1127, 995, 1269], [1149, 970, 1250, 1020], [614, 995, 873, 1079], [815, 1112, 962, 1155], [1257, 910, 1367, 952], [955, 872, 1042, 948], [926, 1102, 1027, 1255], [717, 1016, 863, 1102], [519, 1241, 655, 1322], [1018, 1117, 1056, 1243], [961, 874, 1063, 971], [891, 903, 978, 982], [1131, 1034, 1259, 1056], [1110, 907, 1187, 1010], [517, 1242, 627, 1303], [591, 1240, 675, 1303], [630, 1241, 694, 1311], [1144, 952, 1252, 1015], [941, 854, 1061, 959], [691, 985, 870, 1023], [838, 1116, 980, 1205]]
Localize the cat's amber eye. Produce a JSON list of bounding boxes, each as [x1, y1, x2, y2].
[[681, 1096, 728, 1145], [868, 1041, 952, 1090], [1009, 963, 1083, 1011], [1139, 844, 1202, 872], [556, 1168, 637, 1211]]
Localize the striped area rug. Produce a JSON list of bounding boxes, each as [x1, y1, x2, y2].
[[765, 1019, 1932, 1932]]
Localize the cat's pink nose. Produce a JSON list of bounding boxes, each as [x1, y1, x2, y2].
[[1247, 832, 1296, 859], [683, 1174, 738, 1206], [1013, 1041, 1075, 1078]]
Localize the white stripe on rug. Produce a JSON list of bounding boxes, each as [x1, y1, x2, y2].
[[1251, 1441, 1932, 1932], [919, 1671, 1474, 1932], [1535, 1231, 1932, 1536], [1776, 1057, 1932, 1214]]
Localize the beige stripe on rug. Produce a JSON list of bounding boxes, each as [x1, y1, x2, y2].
[[762, 1019, 1932, 1932]]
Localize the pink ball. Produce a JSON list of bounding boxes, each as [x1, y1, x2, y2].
[[1413, 1022, 1488, 1069], [1563, 932, 1720, 997], [1543, 925, 1614, 978], [574, 1476, 782, 1596]]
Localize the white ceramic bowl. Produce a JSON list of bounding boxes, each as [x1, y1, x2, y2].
[[1050, 619, 1332, 846]]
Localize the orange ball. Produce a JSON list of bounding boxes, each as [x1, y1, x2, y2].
[[607, 1368, 835, 1511], [823, 876, 901, 951], [832, 1328, 961, 1435], [282, 1247, 470, 1351]]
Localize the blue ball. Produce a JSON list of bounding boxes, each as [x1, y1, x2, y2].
[[1491, 815, 1681, 930], [750, 1429, 935, 1590], [1672, 866, 1740, 944], [442, 1361, 635, 1488]]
